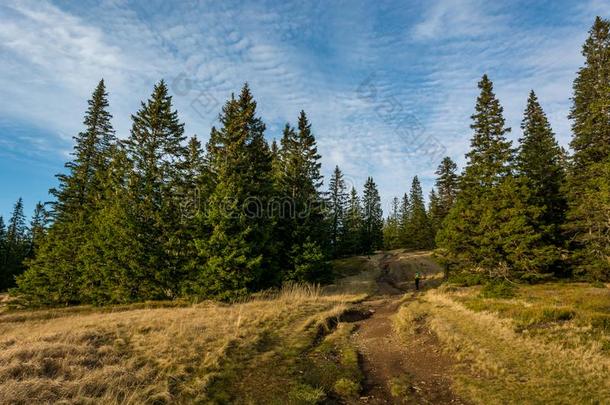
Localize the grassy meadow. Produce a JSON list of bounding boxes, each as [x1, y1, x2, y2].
[[395, 282, 610, 404], [0, 284, 366, 404], [1, 252, 609, 404]]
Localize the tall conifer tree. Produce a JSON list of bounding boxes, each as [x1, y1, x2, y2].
[[517, 91, 566, 272], [407, 177, 434, 249], [398, 193, 410, 246], [434, 157, 459, 224], [383, 197, 401, 249], [123, 80, 187, 298], [438, 75, 545, 278], [361, 177, 383, 253], [327, 166, 348, 257], [565, 17, 610, 279], [342, 187, 363, 255], [16, 80, 115, 304], [194, 84, 275, 297], [1, 198, 28, 290], [275, 111, 327, 281]]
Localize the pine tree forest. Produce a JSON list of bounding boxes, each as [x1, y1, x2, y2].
[[2, 17, 610, 307]]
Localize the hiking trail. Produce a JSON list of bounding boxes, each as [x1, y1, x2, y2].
[[351, 251, 467, 404]]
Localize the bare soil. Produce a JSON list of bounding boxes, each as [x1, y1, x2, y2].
[[352, 251, 467, 404]]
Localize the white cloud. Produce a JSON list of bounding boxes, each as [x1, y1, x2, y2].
[[411, 0, 507, 41], [0, 0, 604, 215]]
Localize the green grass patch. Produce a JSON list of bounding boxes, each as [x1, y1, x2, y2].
[[452, 282, 610, 346], [288, 383, 326, 404]]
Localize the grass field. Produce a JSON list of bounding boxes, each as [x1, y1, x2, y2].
[[1, 253, 609, 404], [394, 282, 610, 404], [0, 284, 365, 404]]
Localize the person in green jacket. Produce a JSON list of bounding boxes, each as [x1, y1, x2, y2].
[[414, 272, 421, 290]]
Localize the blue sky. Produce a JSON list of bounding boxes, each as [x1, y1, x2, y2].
[[1, 0, 609, 220]]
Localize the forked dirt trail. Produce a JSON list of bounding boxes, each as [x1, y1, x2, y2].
[[352, 251, 466, 404]]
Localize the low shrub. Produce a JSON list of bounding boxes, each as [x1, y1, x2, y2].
[[480, 281, 516, 298], [448, 272, 485, 286]]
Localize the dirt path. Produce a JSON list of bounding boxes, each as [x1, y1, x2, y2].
[[352, 251, 466, 404]]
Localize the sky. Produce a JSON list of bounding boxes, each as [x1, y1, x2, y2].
[[1, 0, 609, 220]]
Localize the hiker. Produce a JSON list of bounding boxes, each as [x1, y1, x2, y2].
[[414, 272, 421, 290]]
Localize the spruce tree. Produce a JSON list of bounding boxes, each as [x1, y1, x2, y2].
[[463, 75, 513, 188], [194, 84, 275, 298], [179, 136, 210, 287], [16, 80, 116, 305], [428, 189, 442, 235], [275, 111, 327, 281], [437, 75, 544, 278], [327, 166, 348, 257], [438, 75, 514, 269], [123, 80, 188, 299], [0, 217, 5, 271], [1, 198, 28, 290], [434, 157, 459, 224], [51, 79, 116, 221], [342, 187, 363, 255], [517, 91, 566, 272], [569, 17, 610, 168], [565, 17, 610, 280], [383, 197, 401, 249], [398, 193, 411, 247], [78, 145, 145, 304], [361, 177, 383, 253], [28, 202, 48, 257], [407, 176, 434, 249]]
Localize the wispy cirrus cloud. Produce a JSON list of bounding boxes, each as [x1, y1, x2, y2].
[[0, 0, 605, 217]]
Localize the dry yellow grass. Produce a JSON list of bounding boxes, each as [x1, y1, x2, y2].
[[395, 284, 610, 404], [0, 284, 362, 404]]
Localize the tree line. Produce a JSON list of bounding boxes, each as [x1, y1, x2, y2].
[[431, 17, 610, 283], [4, 16, 609, 305], [382, 159, 458, 252], [0, 199, 48, 291], [5, 81, 385, 305]]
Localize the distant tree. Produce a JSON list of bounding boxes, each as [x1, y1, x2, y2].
[[406, 177, 434, 249], [1, 198, 28, 290], [428, 189, 442, 234], [270, 139, 282, 186], [398, 193, 410, 246], [433, 157, 459, 224], [565, 17, 610, 280], [383, 197, 401, 249], [327, 166, 348, 257], [361, 177, 383, 253], [342, 187, 363, 255], [0, 217, 5, 272]]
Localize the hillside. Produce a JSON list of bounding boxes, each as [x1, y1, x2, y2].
[[1, 252, 609, 404]]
